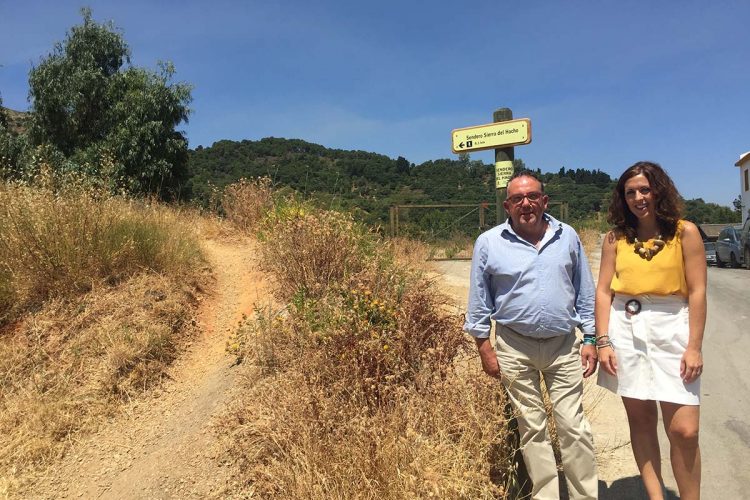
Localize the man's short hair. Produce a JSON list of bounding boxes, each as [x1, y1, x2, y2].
[[508, 169, 545, 193]]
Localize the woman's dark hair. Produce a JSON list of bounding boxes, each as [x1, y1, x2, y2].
[[608, 161, 684, 243]]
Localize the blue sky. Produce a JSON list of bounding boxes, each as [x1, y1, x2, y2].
[[1, 0, 748, 206]]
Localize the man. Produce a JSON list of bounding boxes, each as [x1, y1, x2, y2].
[[464, 170, 598, 499]]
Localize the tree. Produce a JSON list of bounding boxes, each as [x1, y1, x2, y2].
[[457, 152, 470, 168], [684, 198, 739, 224], [27, 9, 192, 197], [0, 93, 28, 178], [733, 195, 743, 215], [0, 93, 7, 128], [395, 156, 410, 174]]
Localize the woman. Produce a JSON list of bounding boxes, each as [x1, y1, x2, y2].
[[596, 161, 706, 499]]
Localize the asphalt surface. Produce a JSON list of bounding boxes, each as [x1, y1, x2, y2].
[[689, 265, 750, 499], [431, 258, 750, 499]]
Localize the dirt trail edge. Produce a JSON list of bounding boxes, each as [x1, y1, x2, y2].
[[21, 237, 266, 499]]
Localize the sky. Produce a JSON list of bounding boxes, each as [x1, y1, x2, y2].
[[1, 0, 748, 206]]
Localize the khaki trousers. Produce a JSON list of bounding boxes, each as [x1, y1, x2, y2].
[[496, 326, 598, 500]]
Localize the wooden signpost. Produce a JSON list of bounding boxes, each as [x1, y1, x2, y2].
[[452, 108, 532, 223], [451, 118, 531, 154]]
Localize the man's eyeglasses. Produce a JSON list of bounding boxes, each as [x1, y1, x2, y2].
[[507, 192, 544, 205]]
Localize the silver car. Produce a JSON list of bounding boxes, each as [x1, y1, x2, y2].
[[704, 241, 717, 266], [715, 225, 744, 268]]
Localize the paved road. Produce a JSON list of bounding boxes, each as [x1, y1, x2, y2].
[[686, 265, 750, 499], [595, 264, 750, 499], [431, 258, 750, 499]]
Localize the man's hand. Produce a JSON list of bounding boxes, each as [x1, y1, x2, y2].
[[580, 344, 598, 378], [475, 337, 501, 378]]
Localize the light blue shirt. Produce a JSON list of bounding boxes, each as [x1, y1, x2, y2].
[[463, 214, 595, 339]]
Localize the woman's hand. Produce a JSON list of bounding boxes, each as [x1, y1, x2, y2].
[[681, 348, 703, 383], [598, 345, 617, 376]]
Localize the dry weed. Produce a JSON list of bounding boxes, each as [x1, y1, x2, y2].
[[0, 178, 208, 483], [385, 237, 432, 271], [221, 364, 516, 499], [0, 272, 204, 478], [0, 181, 203, 324], [221, 203, 521, 498], [577, 227, 601, 261], [257, 207, 373, 302], [221, 177, 275, 232]]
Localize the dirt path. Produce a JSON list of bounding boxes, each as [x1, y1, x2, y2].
[[20, 237, 266, 499]]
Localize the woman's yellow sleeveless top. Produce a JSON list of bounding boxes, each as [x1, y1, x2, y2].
[[610, 221, 688, 297]]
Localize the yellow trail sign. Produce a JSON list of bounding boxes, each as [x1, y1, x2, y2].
[[451, 118, 531, 153]]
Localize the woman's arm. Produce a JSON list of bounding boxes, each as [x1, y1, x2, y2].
[[596, 231, 618, 375], [680, 221, 707, 383]]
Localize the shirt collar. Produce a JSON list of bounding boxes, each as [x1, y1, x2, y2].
[[500, 213, 562, 240]]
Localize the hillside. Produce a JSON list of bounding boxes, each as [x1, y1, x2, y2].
[[185, 138, 617, 235], [186, 137, 742, 232], [0, 107, 29, 135]]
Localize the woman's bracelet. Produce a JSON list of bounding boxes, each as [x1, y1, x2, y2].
[[582, 334, 596, 346], [595, 334, 612, 350]]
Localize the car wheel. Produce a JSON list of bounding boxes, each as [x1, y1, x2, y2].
[[745, 247, 750, 270], [716, 253, 725, 268], [730, 252, 739, 268]]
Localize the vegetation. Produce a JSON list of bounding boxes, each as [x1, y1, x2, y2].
[[2, 9, 191, 199], [186, 138, 740, 240], [219, 180, 521, 498], [684, 198, 741, 225], [0, 98, 28, 178], [0, 173, 206, 475], [0, 10, 203, 488]]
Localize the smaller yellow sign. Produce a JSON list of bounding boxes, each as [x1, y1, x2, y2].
[[495, 161, 514, 189], [452, 118, 531, 153]]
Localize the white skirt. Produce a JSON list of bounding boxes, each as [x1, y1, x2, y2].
[[597, 293, 700, 405]]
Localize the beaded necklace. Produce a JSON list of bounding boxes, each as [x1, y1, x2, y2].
[[633, 235, 665, 261]]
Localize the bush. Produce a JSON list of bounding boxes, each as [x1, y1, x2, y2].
[[221, 176, 275, 232], [257, 206, 374, 301]]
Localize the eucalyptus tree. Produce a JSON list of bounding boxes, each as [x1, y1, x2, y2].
[[28, 8, 192, 198]]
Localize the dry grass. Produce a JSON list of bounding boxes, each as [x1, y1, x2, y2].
[[577, 227, 601, 261], [385, 237, 432, 271], [428, 236, 475, 260], [220, 355, 516, 499], [0, 273, 202, 473], [257, 206, 374, 302], [0, 180, 203, 324], [0, 177, 208, 480], [220, 202, 521, 498], [221, 177, 275, 232]]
